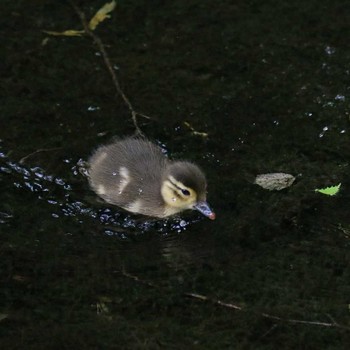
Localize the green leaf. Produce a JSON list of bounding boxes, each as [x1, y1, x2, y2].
[[315, 183, 341, 196]]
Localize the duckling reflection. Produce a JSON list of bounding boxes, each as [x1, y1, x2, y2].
[[88, 138, 215, 220]]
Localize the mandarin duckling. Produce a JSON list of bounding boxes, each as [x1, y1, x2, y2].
[[88, 138, 215, 219]]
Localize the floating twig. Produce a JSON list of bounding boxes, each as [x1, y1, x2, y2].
[[19, 147, 62, 164], [184, 121, 208, 138], [69, 0, 149, 136], [121, 270, 350, 331]]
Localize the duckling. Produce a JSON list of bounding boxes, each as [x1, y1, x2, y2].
[[88, 138, 215, 220]]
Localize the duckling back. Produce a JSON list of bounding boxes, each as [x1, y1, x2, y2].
[[88, 138, 168, 216]]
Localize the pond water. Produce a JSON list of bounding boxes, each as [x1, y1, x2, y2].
[[1, 0, 350, 348]]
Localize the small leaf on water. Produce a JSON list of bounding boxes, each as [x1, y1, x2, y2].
[[89, 0, 117, 31], [184, 122, 209, 138], [315, 183, 341, 196], [43, 30, 85, 37]]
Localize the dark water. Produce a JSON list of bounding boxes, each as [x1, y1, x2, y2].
[[1, 0, 350, 348]]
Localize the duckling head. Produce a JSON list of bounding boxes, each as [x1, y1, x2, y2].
[[161, 161, 215, 220]]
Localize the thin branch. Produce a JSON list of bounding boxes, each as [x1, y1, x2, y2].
[[259, 324, 278, 339], [69, 0, 148, 136], [261, 312, 350, 330], [184, 292, 242, 310], [121, 270, 156, 288], [19, 147, 62, 164]]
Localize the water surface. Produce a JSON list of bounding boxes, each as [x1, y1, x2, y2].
[[1, 0, 350, 348]]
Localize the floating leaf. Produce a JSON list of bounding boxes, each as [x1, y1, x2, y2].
[[43, 30, 85, 37], [89, 0, 117, 31], [315, 183, 341, 196], [254, 173, 295, 191]]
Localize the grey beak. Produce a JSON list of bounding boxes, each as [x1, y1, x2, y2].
[[194, 201, 216, 220]]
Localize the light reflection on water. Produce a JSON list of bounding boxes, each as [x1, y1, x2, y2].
[[0, 211, 13, 224]]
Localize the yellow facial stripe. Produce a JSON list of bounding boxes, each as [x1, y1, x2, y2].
[[160, 175, 197, 212], [167, 175, 192, 197]]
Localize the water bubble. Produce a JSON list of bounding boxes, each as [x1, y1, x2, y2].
[[325, 46, 335, 55], [55, 178, 65, 186], [319, 126, 329, 138], [179, 220, 187, 227], [0, 166, 11, 174], [104, 230, 115, 236], [87, 106, 100, 112], [334, 94, 345, 101], [0, 211, 13, 224]]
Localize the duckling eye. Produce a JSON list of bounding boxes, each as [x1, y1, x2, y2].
[[181, 189, 190, 196]]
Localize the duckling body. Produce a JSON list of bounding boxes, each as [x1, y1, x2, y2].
[[88, 138, 215, 219]]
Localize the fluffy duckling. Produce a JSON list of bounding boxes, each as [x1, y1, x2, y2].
[[88, 138, 215, 220]]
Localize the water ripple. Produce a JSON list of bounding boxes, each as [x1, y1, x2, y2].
[[0, 147, 196, 236]]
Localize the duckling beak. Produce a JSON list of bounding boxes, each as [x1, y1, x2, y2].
[[194, 201, 216, 220]]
